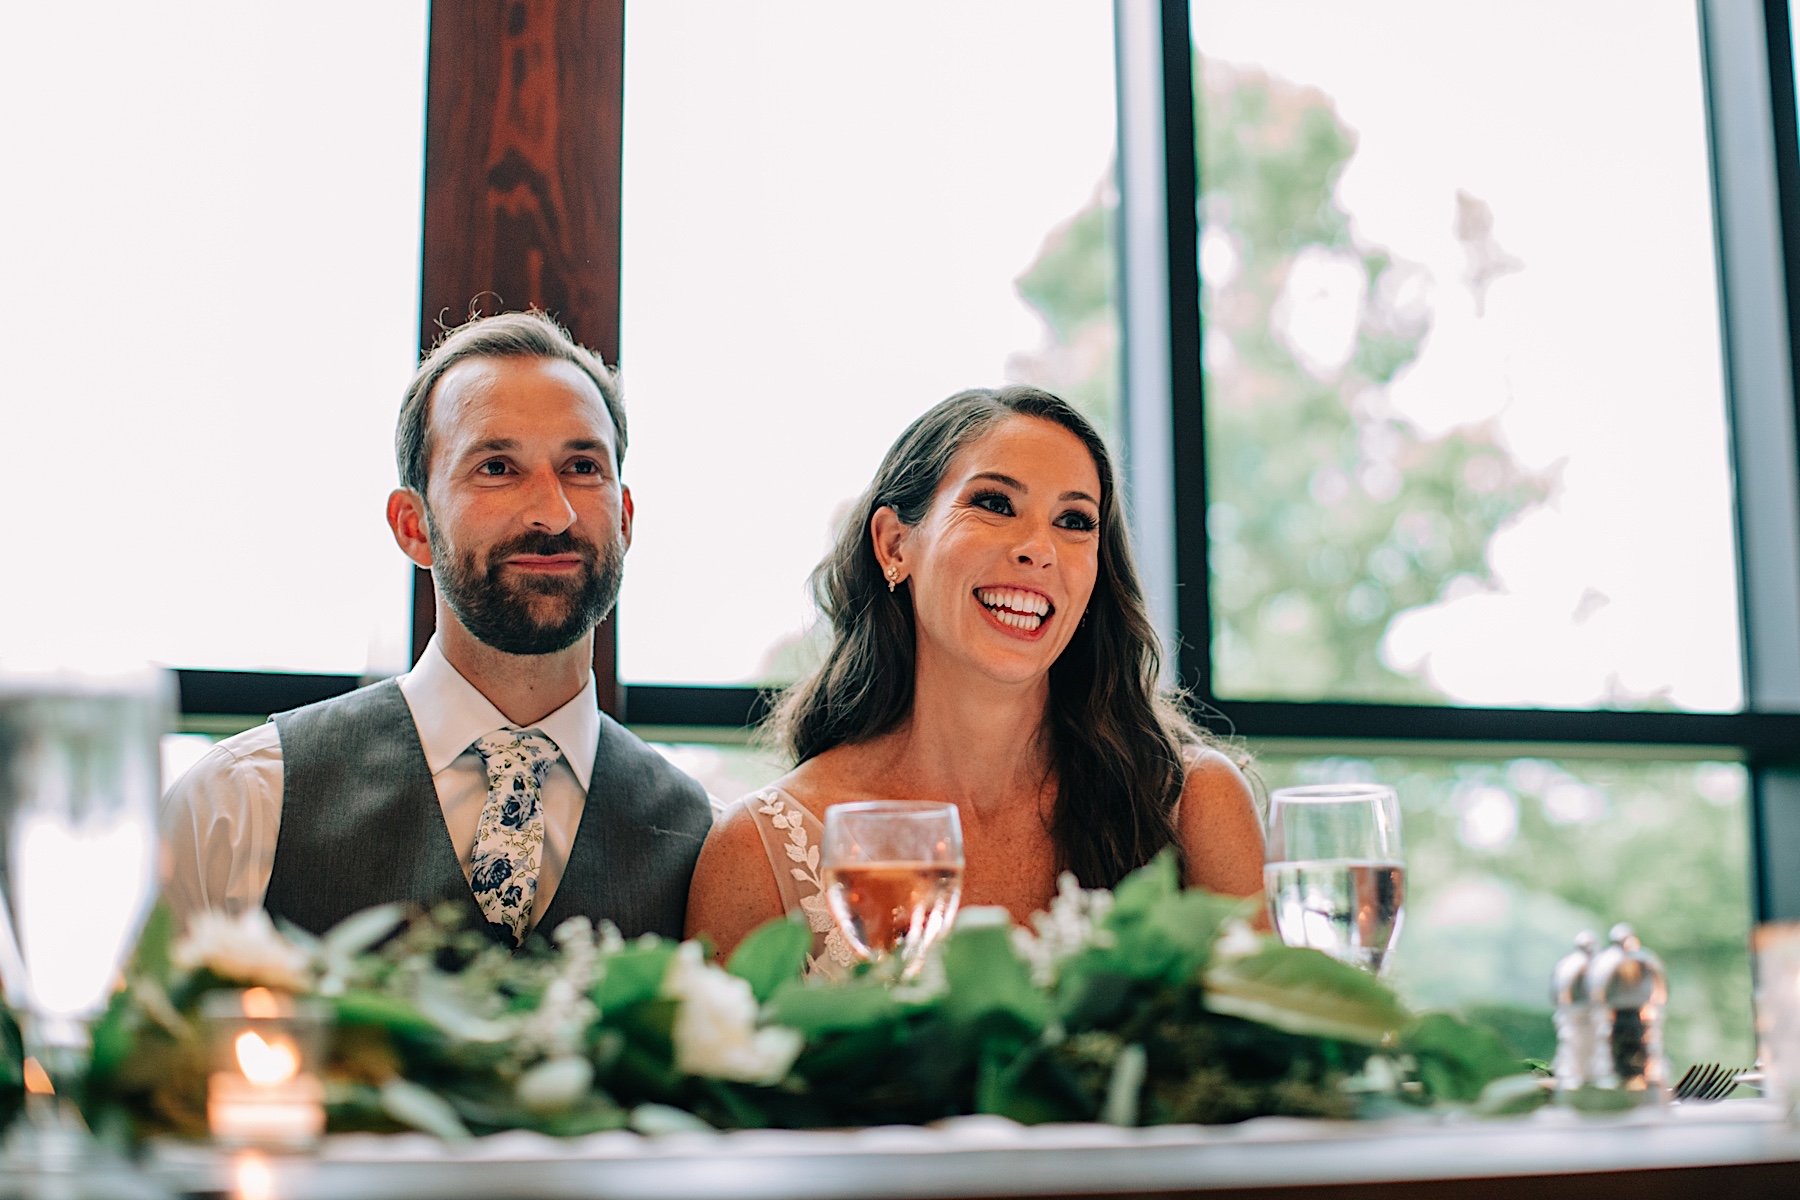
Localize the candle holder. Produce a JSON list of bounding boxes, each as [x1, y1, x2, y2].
[[203, 987, 328, 1150], [1754, 921, 1800, 1121]]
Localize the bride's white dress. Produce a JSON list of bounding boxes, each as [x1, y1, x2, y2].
[[738, 786, 856, 979]]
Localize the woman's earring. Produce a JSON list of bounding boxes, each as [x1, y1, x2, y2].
[[885, 564, 900, 593]]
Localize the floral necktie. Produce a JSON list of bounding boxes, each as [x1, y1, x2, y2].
[[470, 727, 559, 946]]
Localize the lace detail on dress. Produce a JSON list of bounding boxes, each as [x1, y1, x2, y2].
[[746, 787, 854, 979]]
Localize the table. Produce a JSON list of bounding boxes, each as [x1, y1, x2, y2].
[[144, 1101, 1800, 1200]]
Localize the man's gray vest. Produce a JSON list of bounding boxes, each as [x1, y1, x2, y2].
[[264, 679, 710, 947]]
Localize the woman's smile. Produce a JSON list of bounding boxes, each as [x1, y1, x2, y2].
[[973, 585, 1055, 637]]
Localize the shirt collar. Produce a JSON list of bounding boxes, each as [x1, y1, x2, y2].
[[398, 636, 599, 790]]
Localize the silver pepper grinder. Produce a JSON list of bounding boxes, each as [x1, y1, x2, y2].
[[1551, 931, 1598, 1092], [1586, 922, 1670, 1101]]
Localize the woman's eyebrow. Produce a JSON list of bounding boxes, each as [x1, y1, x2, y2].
[[967, 472, 1097, 507], [968, 471, 1025, 490]]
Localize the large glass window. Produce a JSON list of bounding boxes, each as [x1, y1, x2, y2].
[[617, 0, 1122, 688], [1190, 2, 1740, 711], [0, 1, 428, 679]]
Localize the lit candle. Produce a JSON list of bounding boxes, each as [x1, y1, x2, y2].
[[205, 987, 327, 1149]]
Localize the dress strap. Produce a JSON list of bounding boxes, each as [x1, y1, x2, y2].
[[742, 788, 855, 977]]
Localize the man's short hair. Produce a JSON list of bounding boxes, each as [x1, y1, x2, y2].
[[395, 310, 627, 497]]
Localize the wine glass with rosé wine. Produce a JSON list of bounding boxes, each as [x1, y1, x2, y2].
[[1264, 783, 1406, 976], [822, 801, 965, 981]]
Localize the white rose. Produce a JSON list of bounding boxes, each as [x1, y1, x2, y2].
[[661, 943, 801, 1085], [173, 908, 312, 992]]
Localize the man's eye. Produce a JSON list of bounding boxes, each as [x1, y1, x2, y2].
[[568, 458, 601, 475], [477, 460, 510, 476], [971, 490, 1013, 515]]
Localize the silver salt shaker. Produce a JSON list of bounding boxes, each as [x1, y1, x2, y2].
[[1551, 931, 1598, 1091], [1586, 922, 1670, 1101]]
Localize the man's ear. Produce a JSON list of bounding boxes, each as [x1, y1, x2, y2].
[[870, 506, 907, 581], [618, 483, 635, 552], [387, 488, 434, 569]]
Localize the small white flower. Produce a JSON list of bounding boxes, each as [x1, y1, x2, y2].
[[552, 916, 595, 950], [515, 975, 597, 1062], [1213, 918, 1264, 961], [514, 1055, 594, 1113], [173, 908, 312, 992], [1014, 872, 1117, 986], [661, 943, 802, 1085]]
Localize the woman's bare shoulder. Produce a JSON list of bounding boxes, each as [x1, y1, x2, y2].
[[1180, 738, 1253, 778], [1174, 744, 1265, 897], [685, 794, 786, 949]]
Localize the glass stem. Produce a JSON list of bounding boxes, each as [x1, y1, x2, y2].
[[16, 1011, 92, 1160]]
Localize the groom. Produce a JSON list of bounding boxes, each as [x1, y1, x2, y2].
[[160, 311, 711, 947]]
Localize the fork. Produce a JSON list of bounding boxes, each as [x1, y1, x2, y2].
[[1671, 1062, 1748, 1102]]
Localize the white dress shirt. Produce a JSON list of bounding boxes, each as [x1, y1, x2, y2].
[[158, 636, 599, 929]]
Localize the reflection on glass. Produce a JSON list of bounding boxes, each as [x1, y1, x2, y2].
[[1257, 752, 1754, 1067], [1194, 3, 1740, 711], [619, 1, 1121, 687]]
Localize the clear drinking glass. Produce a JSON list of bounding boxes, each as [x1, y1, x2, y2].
[[821, 801, 964, 981], [0, 662, 171, 1190], [1264, 783, 1406, 975]]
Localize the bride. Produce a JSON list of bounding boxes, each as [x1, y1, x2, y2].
[[685, 386, 1264, 973]]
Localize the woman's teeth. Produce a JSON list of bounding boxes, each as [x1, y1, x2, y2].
[[975, 587, 1050, 631]]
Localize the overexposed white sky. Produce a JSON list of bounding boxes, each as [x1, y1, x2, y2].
[[617, 1, 1118, 683], [0, 1, 425, 677]]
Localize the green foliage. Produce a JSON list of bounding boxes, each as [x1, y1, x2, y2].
[[726, 918, 813, 1004], [32, 861, 1542, 1144], [1204, 944, 1406, 1046], [592, 943, 677, 1013], [765, 974, 909, 1037], [1400, 1012, 1524, 1104], [748, 855, 1522, 1129], [941, 920, 1050, 1031]]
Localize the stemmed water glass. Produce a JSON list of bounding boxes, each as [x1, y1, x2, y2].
[[0, 663, 170, 1191], [1263, 783, 1406, 975], [821, 801, 964, 981]]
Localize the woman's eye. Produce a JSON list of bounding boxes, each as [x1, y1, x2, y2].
[[1056, 511, 1098, 532], [971, 491, 1013, 515]]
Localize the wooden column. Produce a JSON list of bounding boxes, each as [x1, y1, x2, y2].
[[414, 0, 626, 715]]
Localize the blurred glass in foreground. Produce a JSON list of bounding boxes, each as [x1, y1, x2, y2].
[[0, 661, 170, 1193]]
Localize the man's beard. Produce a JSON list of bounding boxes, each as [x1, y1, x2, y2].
[[430, 525, 624, 656]]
